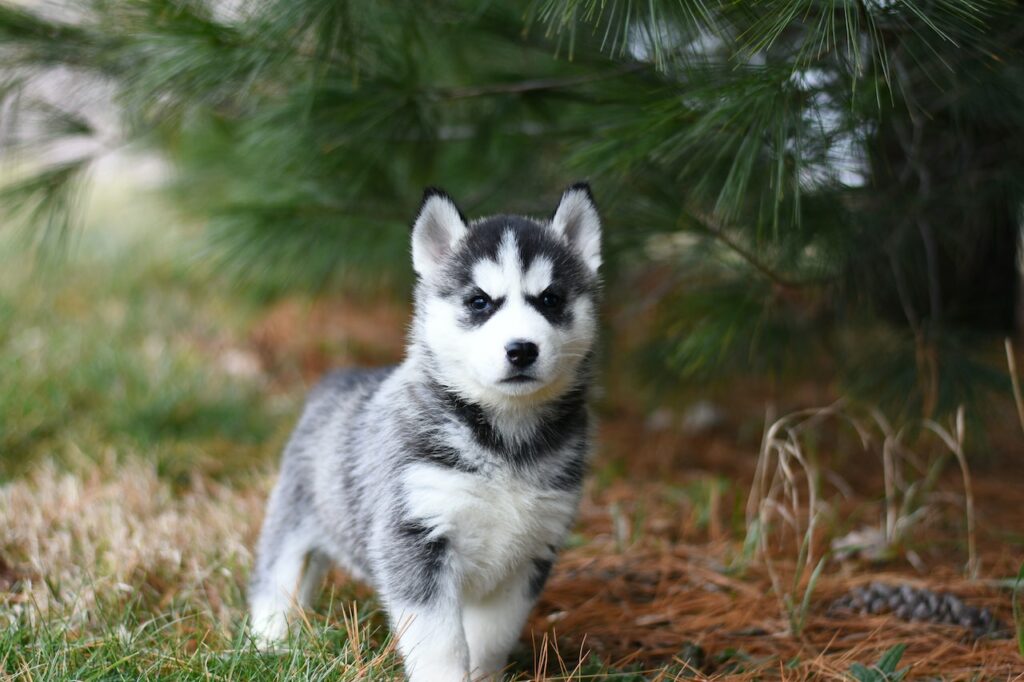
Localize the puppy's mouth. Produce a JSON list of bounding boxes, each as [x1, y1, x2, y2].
[[500, 374, 538, 384]]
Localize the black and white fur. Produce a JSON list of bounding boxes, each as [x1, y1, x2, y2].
[[249, 184, 602, 681]]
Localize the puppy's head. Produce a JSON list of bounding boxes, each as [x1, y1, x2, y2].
[[411, 184, 601, 408]]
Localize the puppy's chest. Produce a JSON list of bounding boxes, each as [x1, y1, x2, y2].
[[401, 463, 577, 596]]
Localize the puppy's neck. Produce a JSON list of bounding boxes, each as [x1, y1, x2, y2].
[[426, 373, 587, 448]]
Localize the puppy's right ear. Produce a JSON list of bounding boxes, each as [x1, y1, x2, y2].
[[411, 187, 468, 279]]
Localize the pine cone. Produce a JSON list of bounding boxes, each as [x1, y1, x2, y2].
[[828, 582, 1008, 638]]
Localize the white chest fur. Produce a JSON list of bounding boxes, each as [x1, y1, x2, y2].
[[401, 463, 577, 598]]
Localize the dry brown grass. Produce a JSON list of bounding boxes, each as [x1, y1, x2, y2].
[[0, 456, 267, 632]]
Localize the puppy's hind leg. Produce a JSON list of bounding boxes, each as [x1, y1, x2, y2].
[[249, 474, 318, 646], [297, 549, 331, 609]]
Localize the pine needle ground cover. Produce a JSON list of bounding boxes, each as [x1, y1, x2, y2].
[[2, 176, 1022, 681]]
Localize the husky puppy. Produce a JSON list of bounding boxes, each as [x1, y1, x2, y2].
[[249, 184, 602, 681]]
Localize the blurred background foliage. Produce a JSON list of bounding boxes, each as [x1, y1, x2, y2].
[[2, 0, 1024, 421]]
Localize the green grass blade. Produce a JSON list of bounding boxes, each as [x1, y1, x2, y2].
[[795, 555, 827, 636], [876, 642, 908, 679]]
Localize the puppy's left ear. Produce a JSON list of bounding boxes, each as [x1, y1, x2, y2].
[[550, 182, 601, 273]]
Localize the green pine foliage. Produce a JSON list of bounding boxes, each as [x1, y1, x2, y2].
[[3, 0, 1023, 415]]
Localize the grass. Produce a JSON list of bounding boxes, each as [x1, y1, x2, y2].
[[0, 184, 289, 483], [848, 644, 908, 682], [2, 168, 1023, 680], [744, 399, 993, 638], [2, 597, 403, 680]]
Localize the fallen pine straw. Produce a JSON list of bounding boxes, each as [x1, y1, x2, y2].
[[529, 516, 1023, 680]]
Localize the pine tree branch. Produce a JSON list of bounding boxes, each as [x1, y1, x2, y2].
[[886, 225, 922, 335], [685, 206, 824, 290], [438, 62, 649, 99], [892, 50, 943, 330]]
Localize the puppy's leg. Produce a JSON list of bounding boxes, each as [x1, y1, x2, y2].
[[463, 560, 549, 681], [249, 473, 316, 645], [389, 598, 469, 682], [297, 549, 331, 609], [379, 522, 469, 682]]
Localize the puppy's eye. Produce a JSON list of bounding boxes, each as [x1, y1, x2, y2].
[[468, 294, 492, 312], [541, 291, 562, 308]]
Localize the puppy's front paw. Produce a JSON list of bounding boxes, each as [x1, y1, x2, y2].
[[248, 605, 289, 650]]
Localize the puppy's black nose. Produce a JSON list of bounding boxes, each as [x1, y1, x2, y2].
[[505, 341, 539, 368]]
